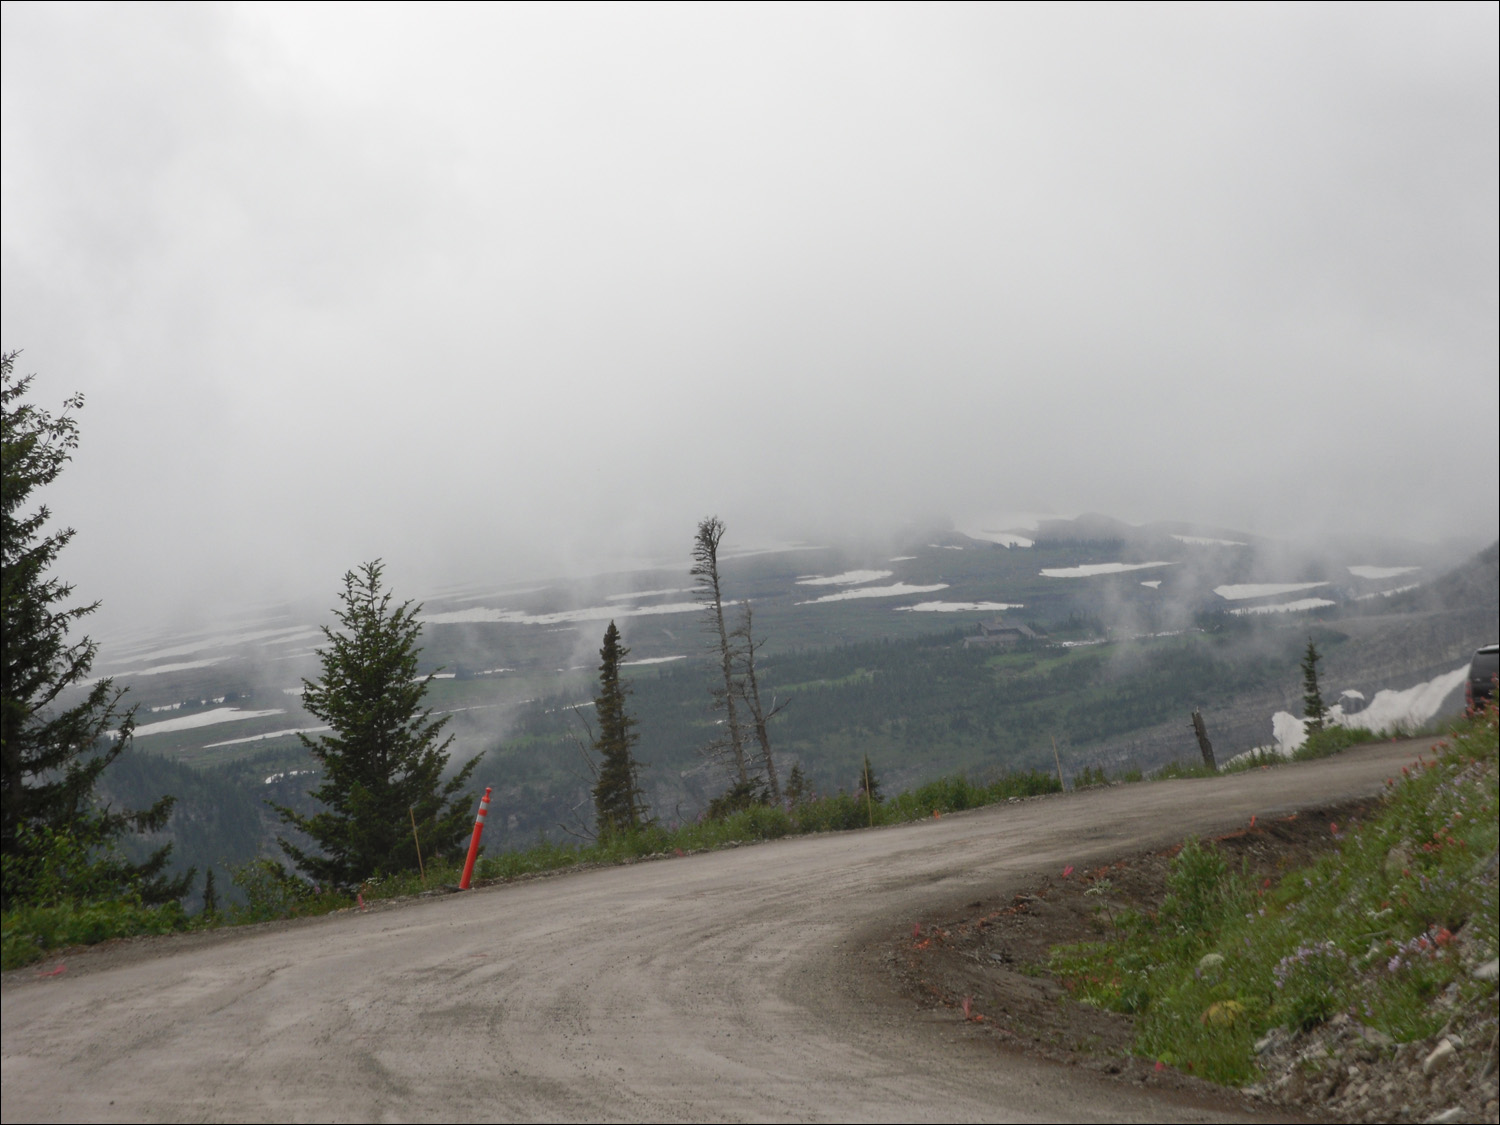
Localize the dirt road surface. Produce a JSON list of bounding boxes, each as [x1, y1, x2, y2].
[[2, 739, 1437, 1123]]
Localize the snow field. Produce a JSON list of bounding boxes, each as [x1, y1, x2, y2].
[[130, 707, 287, 739], [1214, 581, 1328, 600], [796, 582, 949, 605], [419, 601, 706, 626], [207, 726, 331, 749], [795, 570, 894, 586], [1347, 565, 1421, 580], [1230, 664, 1471, 762], [1171, 534, 1247, 547], [1040, 561, 1175, 578], [895, 601, 1024, 613]]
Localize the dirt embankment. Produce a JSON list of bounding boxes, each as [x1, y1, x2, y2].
[[886, 796, 1500, 1124]]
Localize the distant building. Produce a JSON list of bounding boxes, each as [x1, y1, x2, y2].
[[963, 618, 1041, 649]]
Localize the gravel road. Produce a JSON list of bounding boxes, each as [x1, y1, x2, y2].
[[1, 738, 1435, 1123]]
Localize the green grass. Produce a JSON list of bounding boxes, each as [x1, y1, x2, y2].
[[1219, 747, 1284, 774], [1153, 760, 1219, 781], [773, 668, 878, 694], [418, 768, 1064, 884], [983, 649, 1081, 675], [1050, 705, 1499, 1085], [1293, 724, 1378, 761], [1072, 765, 1110, 788], [1, 898, 191, 970]]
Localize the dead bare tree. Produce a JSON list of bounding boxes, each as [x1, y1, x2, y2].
[[692, 516, 749, 787], [733, 601, 787, 804], [559, 711, 602, 842]]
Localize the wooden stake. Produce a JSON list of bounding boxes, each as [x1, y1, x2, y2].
[[1191, 711, 1217, 772], [1052, 736, 1066, 791], [410, 806, 427, 887]]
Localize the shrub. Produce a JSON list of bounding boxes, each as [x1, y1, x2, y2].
[[1051, 704, 1499, 1084], [793, 792, 867, 833], [1272, 941, 1351, 1030], [1294, 725, 1376, 761], [1073, 765, 1109, 789], [1161, 838, 1236, 945], [2, 898, 188, 970], [227, 859, 350, 924], [1155, 760, 1217, 780]]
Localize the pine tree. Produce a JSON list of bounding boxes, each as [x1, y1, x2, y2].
[[2, 352, 188, 908], [784, 763, 808, 806], [590, 621, 647, 837], [274, 561, 480, 888], [1301, 639, 1327, 734]]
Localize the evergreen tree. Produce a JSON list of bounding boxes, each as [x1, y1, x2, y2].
[[590, 621, 647, 837], [1, 352, 187, 908], [275, 561, 480, 887], [1301, 639, 1327, 733], [784, 763, 808, 806]]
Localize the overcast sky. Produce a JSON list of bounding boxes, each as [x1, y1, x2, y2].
[[3, 2, 1496, 635]]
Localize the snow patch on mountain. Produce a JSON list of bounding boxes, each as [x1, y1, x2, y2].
[[131, 707, 286, 738], [1171, 534, 1247, 547], [1347, 565, 1421, 580], [1234, 664, 1469, 761], [962, 527, 1035, 548], [797, 582, 949, 605], [895, 601, 1024, 613], [795, 570, 893, 587], [420, 601, 706, 626], [1214, 581, 1327, 600], [1041, 561, 1175, 578]]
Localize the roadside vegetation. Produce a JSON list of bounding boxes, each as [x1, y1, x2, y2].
[[2, 355, 195, 970], [3, 765, 1061, 967], [1049, 703, 1499, 1085]]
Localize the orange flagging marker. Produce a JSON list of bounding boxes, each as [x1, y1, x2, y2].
[[459, 787, 492, 890]]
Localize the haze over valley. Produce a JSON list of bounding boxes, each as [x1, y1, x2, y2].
[[3, 5, 1495, 903], [79, 512, 1497, 898]]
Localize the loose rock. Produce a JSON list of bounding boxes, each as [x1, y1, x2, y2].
[[1423, 1039, 1457, 1077]]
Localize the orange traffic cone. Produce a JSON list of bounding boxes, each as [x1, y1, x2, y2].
[[459, 787, 492, 890]]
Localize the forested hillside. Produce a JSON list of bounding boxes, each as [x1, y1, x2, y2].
[[477, 623, 1331, 846], [74, 530, 1500, 899]]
